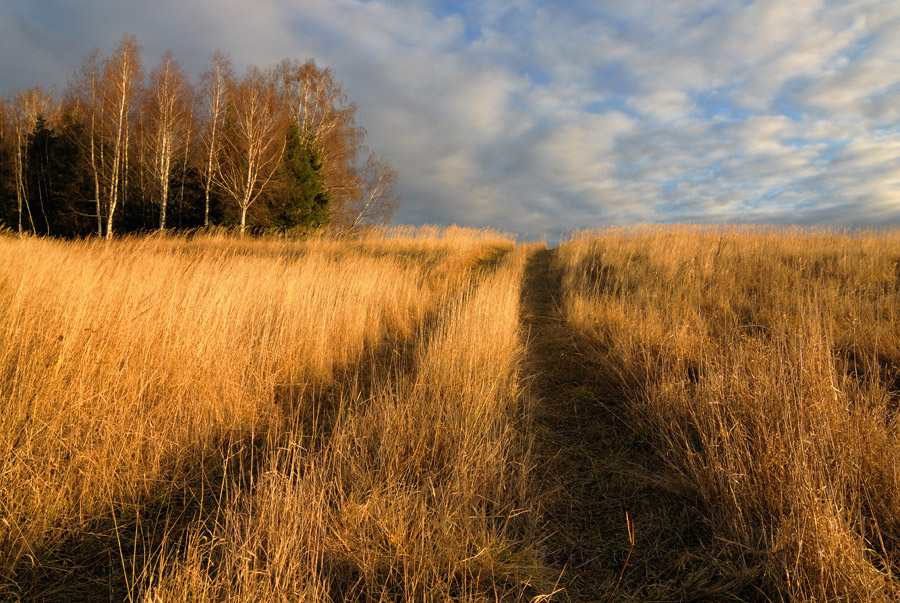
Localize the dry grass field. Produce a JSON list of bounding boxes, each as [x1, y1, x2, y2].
[[0, 227, 545, 601], [556, 226, 900, 601], [3, 225, 900, 601]]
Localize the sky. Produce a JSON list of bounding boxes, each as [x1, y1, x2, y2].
[[2, 0, 900, 240]]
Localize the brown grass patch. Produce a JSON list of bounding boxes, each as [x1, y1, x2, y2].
[[0, 228, 549, 601], [556, 225, 900, 601]]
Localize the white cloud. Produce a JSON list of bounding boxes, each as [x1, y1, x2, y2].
[[3, 0, 900, 237], [629, 90, 695, 122]]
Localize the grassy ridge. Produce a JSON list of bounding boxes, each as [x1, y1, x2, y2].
[[6, 225, 900, 601], [0, 228, 544, 601], [556, 226, 900, 601], [146, 242, 540, 601]]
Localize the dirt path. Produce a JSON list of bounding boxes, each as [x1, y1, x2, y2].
[[521, 248, 691, 602]]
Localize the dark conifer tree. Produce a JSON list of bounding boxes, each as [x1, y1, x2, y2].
[[54, 114, 97, 236], [0, 110, 14, 230], [269, 123, 330, 231], [169, 157, 207, 229], [26, 115, 94, 236]]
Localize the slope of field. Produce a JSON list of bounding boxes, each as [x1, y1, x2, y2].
[[3, 226, 900, 601], [556, 226, 900, 601], [0, 228, 548, 601]]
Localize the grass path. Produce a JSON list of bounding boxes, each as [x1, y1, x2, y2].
[[6, 240, 720, 601], [521, 247, 622, 600], [521, 248, 702, 601]]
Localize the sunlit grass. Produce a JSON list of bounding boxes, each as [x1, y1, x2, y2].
[[9, 223, 900, 601], [556, 225, 900, 601], [0, 228, 545, 601]]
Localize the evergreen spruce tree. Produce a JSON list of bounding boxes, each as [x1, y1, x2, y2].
[[272, 123, 330, 231], [0, 113, 14, 230], [27, 114, 94, 236]]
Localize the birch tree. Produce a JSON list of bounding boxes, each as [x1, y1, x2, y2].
[[0, 98, 11, 229], [0, 101, 6, 207], [198, 52, 232, 227], [347, 153, 400, 229], [100, 34, 142, 238], [216, 66, 285, 235], [278, 59, 358, 154], [144, 52, 193, 230], [65, 49, 106, 235], [277, 60, 361, 216]]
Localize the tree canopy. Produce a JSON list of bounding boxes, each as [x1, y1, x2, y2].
[[0, 35, 400, 237]]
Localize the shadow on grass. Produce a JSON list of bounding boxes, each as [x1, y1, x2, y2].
[[6, 246, 517, 603], [522, 248, 757, 602]]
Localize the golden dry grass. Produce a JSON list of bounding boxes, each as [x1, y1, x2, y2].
[[8, 224, 900, 601], [556, 225, 900, 601], [0, 227, 547, 601]]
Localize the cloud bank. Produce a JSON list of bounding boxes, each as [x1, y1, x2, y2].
[[2, 0, 900, 239]]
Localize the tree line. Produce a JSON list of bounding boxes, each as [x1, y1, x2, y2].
[[0, 34, 400, 238]]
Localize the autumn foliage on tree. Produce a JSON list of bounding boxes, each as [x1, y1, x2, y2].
[[277, 59, 400, 229], [198, 51, 231, 228], [0, 35, 400, 237]]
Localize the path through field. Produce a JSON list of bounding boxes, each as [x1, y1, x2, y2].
[[3, 238, 711, 602], [521, 248, 699, 601]]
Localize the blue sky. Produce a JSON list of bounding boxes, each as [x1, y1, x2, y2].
[[2, 0, 900, 239]]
